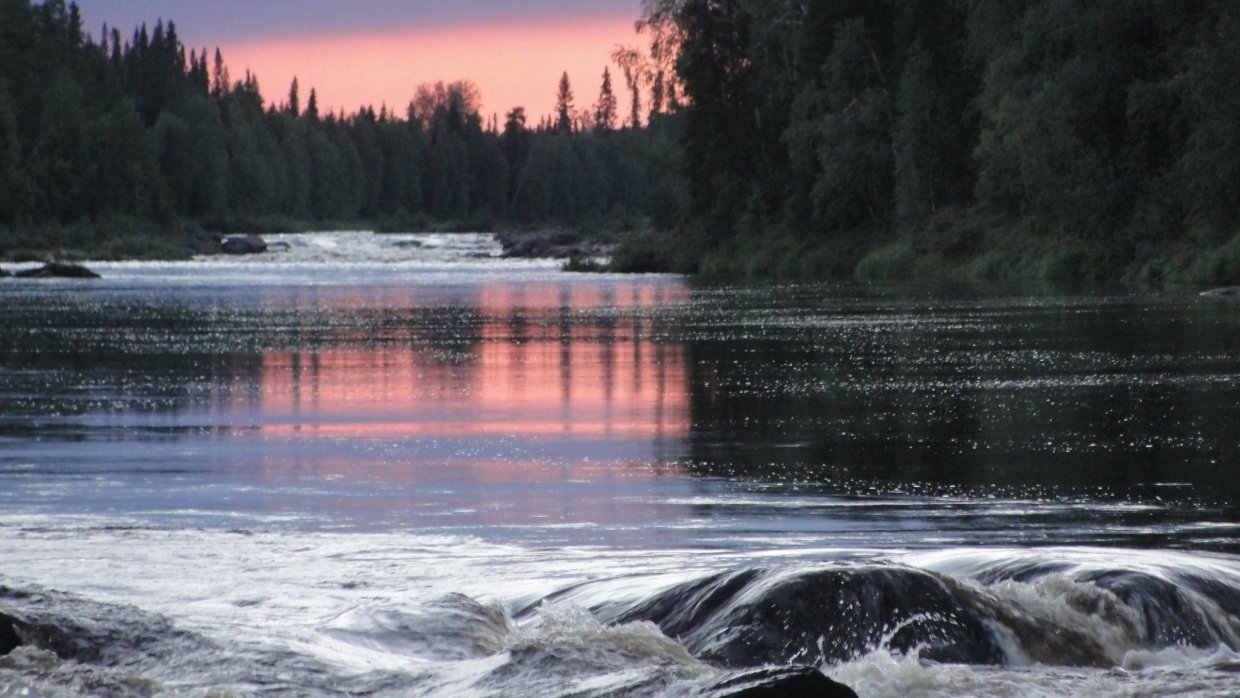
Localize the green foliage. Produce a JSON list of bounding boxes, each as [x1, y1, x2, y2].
[[648, 0, 1240, 285], [1188, 234, 1240, 287], [608, 231, 700, 274], [854, 242, 918, 282]]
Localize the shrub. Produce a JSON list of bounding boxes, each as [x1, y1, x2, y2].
[[1187, 233, 1240, 287], [855, 242, 918, 281]]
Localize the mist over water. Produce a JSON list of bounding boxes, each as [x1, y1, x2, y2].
[[2, 233, 1240, 696]]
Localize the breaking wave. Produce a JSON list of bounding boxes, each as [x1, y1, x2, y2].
[[4, 547, 1240, 696]]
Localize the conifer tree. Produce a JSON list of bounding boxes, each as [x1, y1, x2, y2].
[[211, 48, 229, 97], [305, 88, 319, 121], [594, 67, 618, 131], [555, 71, 574, 133], [287, 76, 300, 117]]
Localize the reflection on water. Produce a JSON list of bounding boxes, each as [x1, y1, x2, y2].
[[260, 282, 687, 443], [0, 274, 694, 538], [682, 290, 1240, 500], [2, 269, 1240, 550]]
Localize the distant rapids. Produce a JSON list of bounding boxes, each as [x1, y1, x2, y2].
[[204, 231, 510, 266]]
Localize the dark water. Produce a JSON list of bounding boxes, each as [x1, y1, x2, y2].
[[3, 268, 1238, 550], [2, 244, 1240, 696]]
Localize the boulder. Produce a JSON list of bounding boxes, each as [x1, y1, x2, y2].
[[14, 262, 101, 279], [0, 266, 9, 278], [220, 234, 269, 255], [708, 666, 858, 698], [600, 566, 1007, 667], [1200, 286, 1240, 301], [497, 231, 591, 259]]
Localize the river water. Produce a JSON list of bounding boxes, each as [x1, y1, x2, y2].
[[2, 232, 1239, 696]]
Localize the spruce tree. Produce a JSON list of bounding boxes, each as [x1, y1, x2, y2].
[[287, 76, 299, 117], [594, 67, 618, 131], [554, 71, 574, 133], [211, 48, 229, 97], [305, 87, 319, 121]]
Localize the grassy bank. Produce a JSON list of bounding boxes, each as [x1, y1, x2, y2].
[[607, 220, 1240, 290], [0, 216, 218, 262]]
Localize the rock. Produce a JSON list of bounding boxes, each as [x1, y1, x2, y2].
[[0, 266, 9, 278], [14, 262, 101, 279], [497, 231, 595, 259], [0, 608, 86, 660], [267, 240, 292, 252], [600, 566, 1007, 667], [708, 666, 858, 698], [1200, 286, 1240, 301], [220, 234, 269, 255]]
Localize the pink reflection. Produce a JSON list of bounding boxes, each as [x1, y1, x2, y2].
[[258, 280, 690, 446]]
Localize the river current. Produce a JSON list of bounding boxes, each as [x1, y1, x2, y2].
[[2, 232, 1239, 696]]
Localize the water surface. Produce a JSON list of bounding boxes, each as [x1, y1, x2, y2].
[[2, 232, 1239, 696]]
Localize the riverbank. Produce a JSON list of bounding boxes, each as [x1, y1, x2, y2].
[[7, 212, 1235, 293], [607, 223, 1240, 290]]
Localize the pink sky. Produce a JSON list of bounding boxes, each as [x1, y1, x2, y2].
[[221, 14, 640, 121]]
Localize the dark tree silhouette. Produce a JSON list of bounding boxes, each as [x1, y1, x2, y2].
[[594, 67, 618, 131], [554, 71, 574, 133]]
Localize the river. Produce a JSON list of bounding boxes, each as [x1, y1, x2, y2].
[[1, 232, 1239, 696]]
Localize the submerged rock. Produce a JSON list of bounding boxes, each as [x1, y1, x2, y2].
[[322, 593, 515, 661], [708, 666, 858, 698], [601, 566, 1006, 667], [0, 583, 368, 695], [0, 266, 10, 278], [497, 231, 611, 260], [1200, 286, 1240, 301], [220, 234, 268, 255], [13, 262, 100, 279]]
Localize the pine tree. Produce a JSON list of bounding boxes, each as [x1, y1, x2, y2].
[[287, 76, 300, 116], [593, 67, 618, 131], [305, 88, 319, 121], [554, 71, 574, 133], [211, 47, 229, 97]]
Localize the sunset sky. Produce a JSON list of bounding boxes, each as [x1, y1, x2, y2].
[[77, 1, 645, 120]]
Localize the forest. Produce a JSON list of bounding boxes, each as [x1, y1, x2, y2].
[[3, 0, 1239, 286], [0, 0, 683, 260], [635, 0, 1240, 285]]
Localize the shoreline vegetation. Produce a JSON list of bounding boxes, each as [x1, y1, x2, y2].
[[601, 0, 1240, 290], [2, 1, 1239, 290]]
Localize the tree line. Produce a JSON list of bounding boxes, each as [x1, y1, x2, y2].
[[636, 0, 1240, 285], [0, 0, 683, 258]]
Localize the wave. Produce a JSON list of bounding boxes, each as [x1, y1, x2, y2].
[[211, 232, 507, 266], [572, 551, 1240, 672], [5, 548, 1240, 696]]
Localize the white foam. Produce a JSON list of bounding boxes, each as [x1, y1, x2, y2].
[[831, 645, 1240, 698], [3, 524, 1240, 696]]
